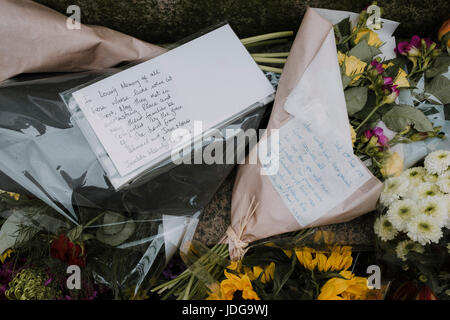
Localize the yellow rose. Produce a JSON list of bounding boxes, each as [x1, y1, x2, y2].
[[354, 28, 383, 47], [350, 125, 357, 147], [393, 68, 409, 88], [381, 152, 404, 177], [343, 55, 367, 84], [337, 51, 346, 65]]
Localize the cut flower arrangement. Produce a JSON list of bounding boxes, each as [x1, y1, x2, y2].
[[0, 3, 449, 301]]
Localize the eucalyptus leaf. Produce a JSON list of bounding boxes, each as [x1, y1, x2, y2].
[[382, 104, 433, 132], [272, 255, 296, 297], [426, 74, 450, 105], [348, 35, 381, 63], [345, 87, 368, 115], [425, 56, 450, 79]]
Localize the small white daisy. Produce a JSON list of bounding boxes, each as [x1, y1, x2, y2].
[[374, 215, 398, 241], [380, 177, 410, 206], [418, 196, 448, 227], [413, 182, 442, 200], [437, 170, 450, 194], [407, 214, 443, 245], [424, 150, 450, 175], [387, 199, 418, 232], [395, 240, 424, 261]]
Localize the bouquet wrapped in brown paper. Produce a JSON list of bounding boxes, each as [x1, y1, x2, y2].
[[0, 0, 165, 83], [227, 7, 398, 259]]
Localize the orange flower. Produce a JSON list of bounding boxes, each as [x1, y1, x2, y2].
[[438, 19, 450, 47]]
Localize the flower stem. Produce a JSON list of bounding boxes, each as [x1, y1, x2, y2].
[[355, 102, 384, 132], [241, 31, 293, 46], [258, 65, 284, 73]]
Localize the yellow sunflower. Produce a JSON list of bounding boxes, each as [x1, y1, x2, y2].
[[252, 262, 275, 284], [295, 246, 353, 272], [317, 270, 369, 300], [207, 269, 260, 300]]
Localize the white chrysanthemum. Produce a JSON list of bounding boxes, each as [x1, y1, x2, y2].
[[418, 196, 448, 227], [424, 173, 440, 183], [401, 167, 426, 186], [424, 150, 450, 175], [395, 240, 425, 261], [380, 177, 410, 206], [437, 170, 450, 194], [406, 214, 443, 245], [374, 215, 398, 241], [413, 182, 442, 200], [387, 199, 418, 232]]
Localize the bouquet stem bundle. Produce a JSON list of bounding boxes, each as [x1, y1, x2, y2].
[[151, 243, 229, 300], [241, 31, 293, 73]]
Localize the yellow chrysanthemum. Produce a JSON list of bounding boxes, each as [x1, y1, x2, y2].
[[354, 28, 383, 47], [295, 246, 353, 272], [0, 249, 13, 263], [317, 270, 369, 300], [252, 262, 275, 284], [207, 269, 260, 300]]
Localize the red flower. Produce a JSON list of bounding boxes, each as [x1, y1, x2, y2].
[[416, 286, 438, 300], [50, 234, 86, 267], [391, 281, 418, 300]]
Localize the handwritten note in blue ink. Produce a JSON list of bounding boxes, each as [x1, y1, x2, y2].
[[265, 117, 372, 227]]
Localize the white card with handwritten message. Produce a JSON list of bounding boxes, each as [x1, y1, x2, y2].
[[264, 114, 372, 227], [71, 25, 274, 188]]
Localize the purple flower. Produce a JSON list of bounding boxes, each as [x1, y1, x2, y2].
[[371, 60, 385, 74], [162, 256, 187, 280], [394, 41, 412, 55], [383, 77, 393, 86], [364, 127, 389, 147], [364, 129, 374, 139], [395, 35, 435, 57], [410, 35, 422, 48], [423, 37, 434, 48], [44, 277, 53, 286]]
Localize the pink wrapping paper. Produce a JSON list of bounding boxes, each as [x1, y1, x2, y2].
[[229, 8, 383, 257], [0, 0, 165, 83]]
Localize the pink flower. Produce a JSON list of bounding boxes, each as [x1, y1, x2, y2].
[[423, 37, 435, 48], [394, 35, 436, 57], [371, 60, 385, 74], [394, 41, 412, 55], [364, 129, 374, 140], [364, 127, 389, 147], [383, 77, 393, 86]]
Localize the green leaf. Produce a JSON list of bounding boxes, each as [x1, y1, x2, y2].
[[426, 74, 450, 105], [272, 254, 296, 297], [336, 17, 351, 39], [348, 34, 382, 63], [382, 104, 434, 132], [345, 86, 368, 115], [425, 56, 450, 79]]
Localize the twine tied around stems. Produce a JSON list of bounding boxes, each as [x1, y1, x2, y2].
[[224, 196, 259, 261]]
